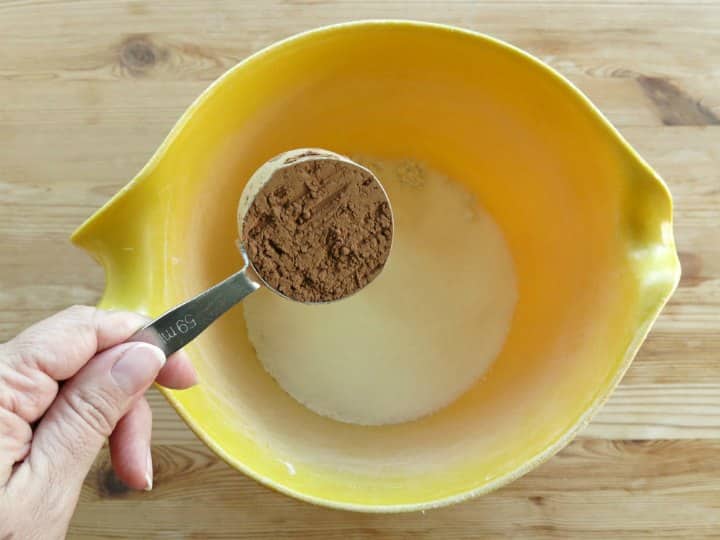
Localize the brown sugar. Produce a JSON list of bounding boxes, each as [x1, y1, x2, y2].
[[241, 157, 393, 303]]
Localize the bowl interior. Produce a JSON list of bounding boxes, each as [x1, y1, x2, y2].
[[79, 22, 679, 509]]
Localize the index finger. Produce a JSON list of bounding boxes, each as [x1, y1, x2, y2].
[[2, 306, 145, 380], [3, 305, 197, 388]]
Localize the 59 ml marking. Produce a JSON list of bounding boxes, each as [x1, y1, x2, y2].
[[158, 314, 197, 344]]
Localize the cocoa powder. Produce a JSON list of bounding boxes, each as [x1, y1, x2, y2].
[[242, 157, 393, 303]]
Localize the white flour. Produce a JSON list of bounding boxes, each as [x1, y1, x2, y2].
[[243, 158, 517, 425]]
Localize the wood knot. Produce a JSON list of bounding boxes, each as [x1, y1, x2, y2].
[[637, 76, 719, 126], [624, 439, 653, 449], [96, 465, 131, 498], [119, 35, 165, 75]]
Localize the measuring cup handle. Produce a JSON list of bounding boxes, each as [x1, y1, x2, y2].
[[129, 252, 261, 357]]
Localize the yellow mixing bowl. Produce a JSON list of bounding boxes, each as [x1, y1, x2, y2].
[[71, 21, 680, 511]]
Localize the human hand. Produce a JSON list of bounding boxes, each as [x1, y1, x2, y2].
[[0, 306, 198, 539]]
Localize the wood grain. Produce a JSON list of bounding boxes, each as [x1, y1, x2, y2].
[[70, 439, 720, 539], [0, 0, 718, 537]]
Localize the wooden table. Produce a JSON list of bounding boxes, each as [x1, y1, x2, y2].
[[1, 1, 718, 537]]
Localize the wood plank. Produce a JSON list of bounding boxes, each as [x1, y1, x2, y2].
[[0, 75, 717, 129], [0, 1, 718, 86], [68, 439, 720, 539], [585, 384, 720, 440]]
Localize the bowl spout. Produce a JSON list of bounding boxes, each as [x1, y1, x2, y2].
[[620, 155, 681, 321], [71, 173, 158, 313]]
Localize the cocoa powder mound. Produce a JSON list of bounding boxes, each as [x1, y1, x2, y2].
[[242, 158, 393, 303]]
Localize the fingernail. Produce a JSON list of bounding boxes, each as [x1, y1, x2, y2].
[[144, 449, 153, 491], [111, 343, 166, 395]]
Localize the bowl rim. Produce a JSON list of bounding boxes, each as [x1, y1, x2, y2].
[[72, 19, 681, 513]]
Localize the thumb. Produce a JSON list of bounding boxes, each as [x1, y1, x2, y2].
[[29, 342, 165, 491]]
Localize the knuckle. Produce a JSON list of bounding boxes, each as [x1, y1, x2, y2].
[[3, 306, 98, 375], [0, 349, 57, 421], [1, 337, 44, 370], [2, 328, 66, 378], [61, 387, 119, 438], [103, 310, 143, 338], [64, 304, 94, 320], [65, 304, 98, 340], [0, 362, 56, 421], [0, 407, 31, 442]]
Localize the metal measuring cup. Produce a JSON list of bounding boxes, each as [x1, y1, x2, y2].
[[130, 149, 393, 356]]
